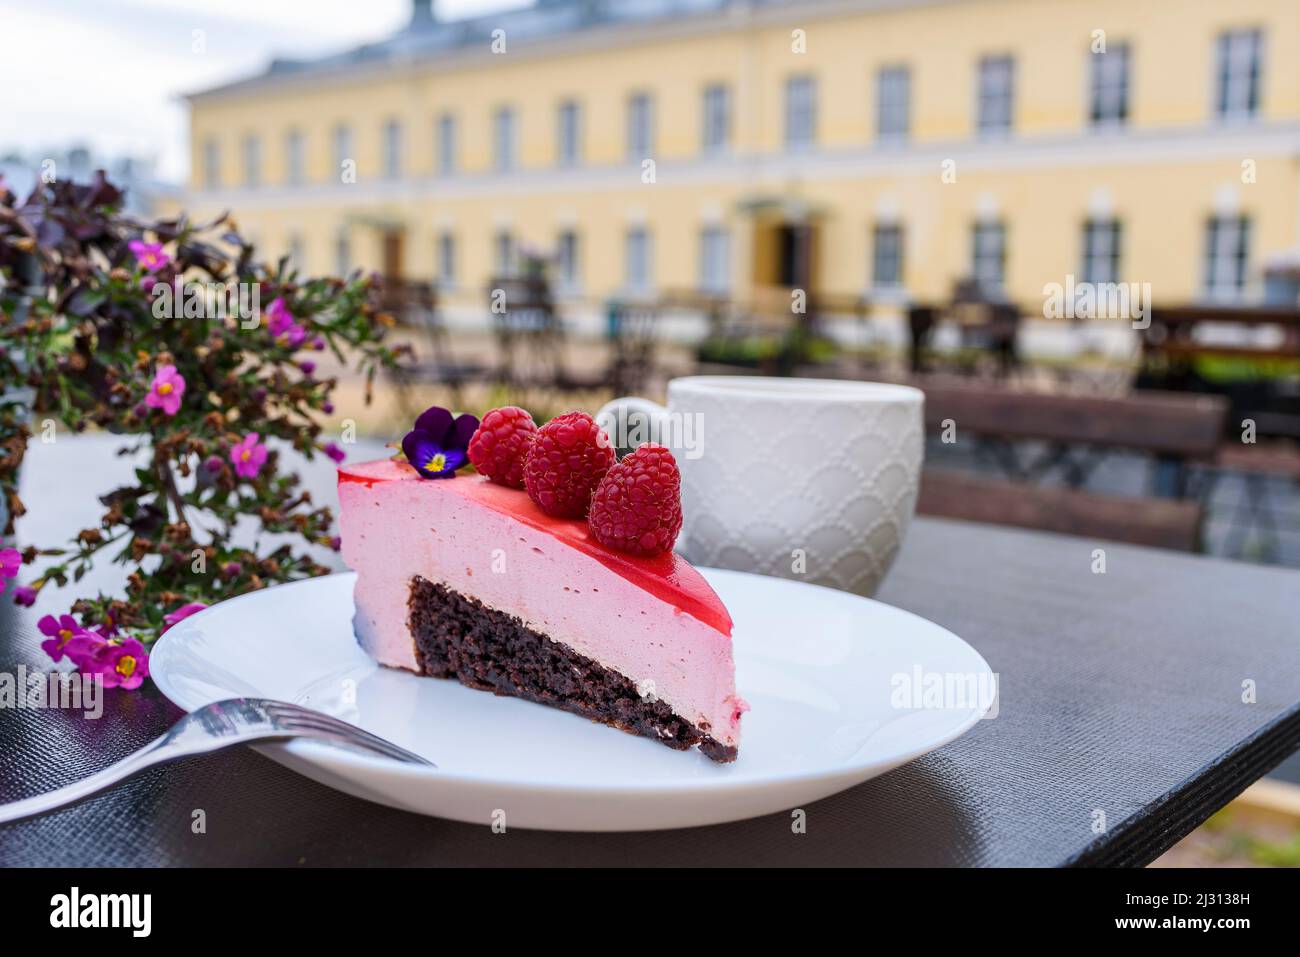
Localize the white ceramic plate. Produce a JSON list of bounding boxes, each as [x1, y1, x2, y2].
[[151, 570, 993, 831]]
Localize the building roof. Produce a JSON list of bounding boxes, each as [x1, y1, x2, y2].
[[187, 0, 821, 101]]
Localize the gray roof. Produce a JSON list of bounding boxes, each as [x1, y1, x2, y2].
[[191, 0, 806, 99]]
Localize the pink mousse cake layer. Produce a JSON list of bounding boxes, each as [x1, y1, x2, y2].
[[337, 459, 745, 749]]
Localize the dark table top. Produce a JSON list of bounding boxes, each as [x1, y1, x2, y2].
[[2, 455, 1298, 866]]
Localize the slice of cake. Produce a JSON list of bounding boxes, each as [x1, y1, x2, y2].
[[337, 405, 745, 761]]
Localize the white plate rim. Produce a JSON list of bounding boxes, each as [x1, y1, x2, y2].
[[150, 570, 993, 796]]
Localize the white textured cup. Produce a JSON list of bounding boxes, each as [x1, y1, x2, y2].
[[598, 376, 925, 597]]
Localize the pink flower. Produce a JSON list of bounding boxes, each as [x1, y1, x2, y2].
[[128, 240, 171, 273], [88, 638, 150, 690], [323, 442, 346, 464], [162, 602, 207, 632], [12, 585, 36, 606], [266, 297, 306, 349], [145, 364, 186, 416], [229, 433, 267, 479], [0, 547, 19, 593], [37, 613, 92, 663]]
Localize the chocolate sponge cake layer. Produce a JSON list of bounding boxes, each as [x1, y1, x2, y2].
[[407, 576, 737, 763]]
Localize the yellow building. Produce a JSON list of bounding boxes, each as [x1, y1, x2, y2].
[[186, 0, 1300, 321]]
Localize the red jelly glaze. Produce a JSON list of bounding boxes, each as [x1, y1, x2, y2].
[[339, 462, 734, 637]]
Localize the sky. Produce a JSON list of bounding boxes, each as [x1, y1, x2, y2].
[[0, 0, 529, 183]]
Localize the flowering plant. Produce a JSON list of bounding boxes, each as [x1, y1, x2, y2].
[[0, 172, 403, 684]]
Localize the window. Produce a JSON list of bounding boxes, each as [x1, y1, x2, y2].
[[285, 129, 305, 185], [699, 226, 730, 293], [784, 75, 817, 149], [436, 113, 457, 175], [1204, 216, 1250, 299], [556, 230, 579, 290], [702, 84, 730, 154], [383, 119, 403, 180], [625, 227, 653, 291], [976, 56, 1015, 135], [1081, 219, 1122, 285], [333, 124, 353, 179], [1215, 29, 1263, 120], [627, 92, 654, 161], [437, 232, 456, 286], [335, 228, 350, 276], [202, 138, 220, 190], [242, 134, 261, 188], [287, 233, 304, 272], [493, 231, 514, 277], [557, 99, 581, 167], [876, 66, 910, 141], [872, 223, 904, 288], [972, 221, 1006, 293], [493, 107, 516, 172], [1089, 43, 1130, 127]]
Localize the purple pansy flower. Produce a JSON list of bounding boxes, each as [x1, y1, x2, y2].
[[12, 585, 36, 607], [401, 406, 478, 480], [38, 613, 91, 663], [145, 364, 185, 416], [162, 602, 207, 632], [88, 638, 150, 690], [230, 433, 267, 479], [266, 297, 306, 349], [128, 240, 171, 273], [323, 442, 346, 464]]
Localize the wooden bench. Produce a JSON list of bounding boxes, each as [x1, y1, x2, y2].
[[912, 379, 1228, 550]]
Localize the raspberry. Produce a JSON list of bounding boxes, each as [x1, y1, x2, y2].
[[588, 444, 683, 557], [523, 411, 615, 518], [467, 406, 537, 488]]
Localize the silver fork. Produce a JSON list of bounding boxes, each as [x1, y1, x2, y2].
[[0, 697, 433, 826]]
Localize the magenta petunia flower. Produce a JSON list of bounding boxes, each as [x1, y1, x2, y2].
[[12, 585, 36, 606], [88, 638, 150, 690], [0, 547, 19, 593], [145, 364, 186, 416], [162, 602, 208, 632], [324, 442, 346, 464], [128, 239, 171, 273], [38, 613, 92, 663], [229, 433, 267, 479], [266, 297, 306, 349]]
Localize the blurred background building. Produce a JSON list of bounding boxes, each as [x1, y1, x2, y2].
[[184, 0, 1300, 330]]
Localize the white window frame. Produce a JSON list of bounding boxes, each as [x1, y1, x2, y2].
[[1089, 43, 1130, 128], [1215, 29, 1263, 121], [556, 230, 580, 292], [1204, 215, 1251, 300], [976, 55, 1015, 136], [625, 227, 653, 293], [876, 66, 910, 142], [383, 119, 403, 180], [202, 138, 220, 190], [493, 107, 517, 173], [784, 75, 817, 149], [871, 223, 904, 289], [437, 232, 456, 287], [699, 226, 730, 294], [242, 134, 261, 188], [557, 99, 582, 167], [284, 129, 304, 185], [437, 113, 457, 175], [333, 124, 353, 178], [1081, 219, 1122, 285], [627, 92, 655, 161], [701, 83, 730, 154], [972, 221, 1006, 294], [493, 230, 515, 277]]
